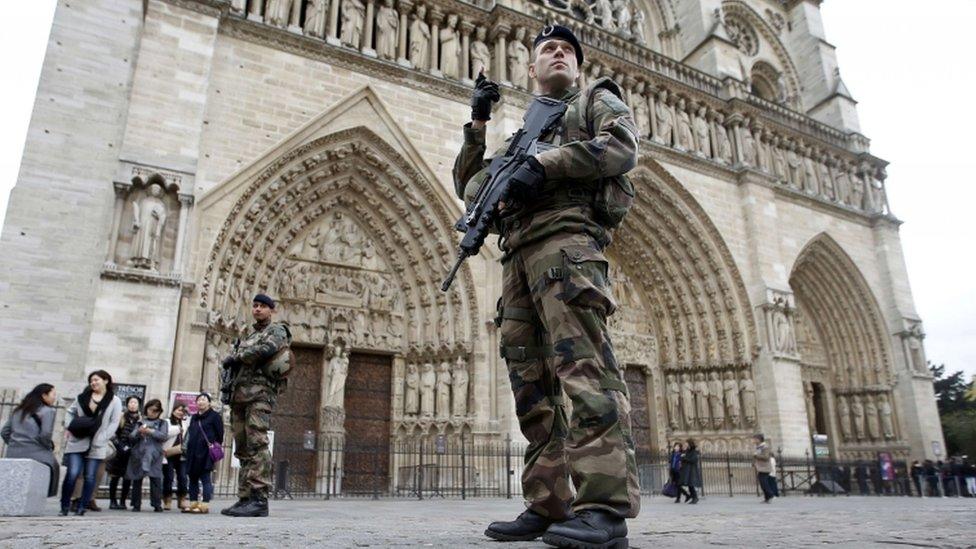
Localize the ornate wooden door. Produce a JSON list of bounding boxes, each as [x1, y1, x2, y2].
[[269, 346, 322, 493], [342, 352, 392, 494], [624, 367, 653, 455]]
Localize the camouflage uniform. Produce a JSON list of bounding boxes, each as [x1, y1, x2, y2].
[[453, 80, 641, 519], [228, 319, 292, 499]]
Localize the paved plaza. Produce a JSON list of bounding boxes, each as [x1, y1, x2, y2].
[[0, 496, 971, 548]]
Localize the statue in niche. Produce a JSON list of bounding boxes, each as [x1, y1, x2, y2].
[[848, 171, 865, 209], [302, 225, 323, 259], [247, 0, 264, 20], [680, 373, 695, 428], [470, 26, 491, 79], [803, 156, 819, 195], [613, 0, 631, 37], [693, 373, 710, 428], [867, 172, 886, 214], [129, 183, 168, 270], [439, 14, 460, 79], [375, 0, 399, 60], [837, 395, 851, 440], [708, 372, 724, 429], [654, 90, 673, 146], [675, 100, 694, 151], [693, 108, 711, 158], [865, 396, 880, 440], [265, 0, 296, 28], [715, 117, 733, 164], [786, 145, 804, 189], [723, 371, 740, 425], [631, 88, 650, 138], [594, 0, 616, 31], [907, 335, 926, 374], [741, 127, 757, 167], [772, 307, 796, 354], [819, 163, 835, 201], [833, 165, 850, 204], [231, 0, 247, 13], [740, 370, 757, 426], [507, 27, 530, 89], [420, 362, 436, 417], [772, 142, 788, 182], [435, 361, 452, 419], [340, 0, 366, 48], [755, 132, 770, 172], [404, 363, 420, 415], [804, 382, 816, 433], [630, 9, 646, 44], [666, 374, 680, 429], [851, 395, 865, 440], [452, 356, 469, 417], [878, 394, 895, 439], [408, 5, 430, 70], [324, 344, 349, 409], [304, 0, 328, 38]]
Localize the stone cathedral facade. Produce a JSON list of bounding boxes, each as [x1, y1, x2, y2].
[[0, 0, 944, 476]]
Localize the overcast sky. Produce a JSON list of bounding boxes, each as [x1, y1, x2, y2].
[[1, 1, 973, 381]]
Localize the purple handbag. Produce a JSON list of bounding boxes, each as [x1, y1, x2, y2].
[[198, 420, 224, 463]]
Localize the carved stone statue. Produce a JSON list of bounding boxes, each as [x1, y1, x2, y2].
[[723, 371, 740, 425], [851, 395, 865, 440], [507, 27, 529, 89], [741, 126, 757, 167], [772, 307, 796, 355], [819, 162, 835, 201], [231, 0, 247, 12], [803, 156, 819, 195], [804, 381, 816, 434], [878, 394, 895, 439], [470, 26, 491, 79], [630, 9, 646, 44], [680, 373, 695, 428], [740, 370, 757, 426], [435, 361, 452, 419], [452, 356, 469, 417], [130, 183, 168, 270], [865, 396, 880, 440], [715, 117, 733, 164], [613, 0, 631, 36], [654, 90, 673, 146], [693, 107, 711, 158], [837, 395, 851, 440], [786, 145, 803, 189], [404, 363, 420, 415], [849, 171, 865, 209], [266, 0, 298, 28], [304, 0, 329, 38], [439, 14, 460, 79], [666, 374, 680, 429], [676, 99, 694, 151], [340, 0, 366, 48], [693, 373, 709, 429], [772, 142, 788, 181], [631, 88, 650, 138], [375, 0, 399, 60], [595, 0, 616, 31], [408, 5, 431, 70], [420, 362, 436, 417], [324, 344, 349, 409], [707, 372, 724, 429]]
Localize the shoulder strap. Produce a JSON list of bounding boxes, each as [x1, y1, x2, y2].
[[567, 77, 625, 143]]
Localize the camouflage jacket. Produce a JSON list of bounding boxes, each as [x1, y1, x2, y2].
[[452, 78, 639, 255], [230, 320, 292, 404]]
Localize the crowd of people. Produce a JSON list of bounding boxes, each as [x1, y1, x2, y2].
[[666, 434, 780, 504], [1, 372, 224, 516]]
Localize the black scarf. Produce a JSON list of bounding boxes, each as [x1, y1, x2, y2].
[[77, 388, 114, 418]]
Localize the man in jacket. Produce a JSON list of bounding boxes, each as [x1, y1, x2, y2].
[[753, 433, 774, 502], [220, 293, 291, 518], [453, 24, 640, 549]]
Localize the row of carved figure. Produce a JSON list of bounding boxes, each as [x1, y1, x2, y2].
[[664, 370, 758, 431], [534, 0, 648, 44], [403, 357, 470, 419], [279, 303, 405, 348], [834, 392, 896, 442]]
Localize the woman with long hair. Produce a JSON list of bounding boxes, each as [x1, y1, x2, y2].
[[1, 383, 60, 497], [125, 399, 169, 512], [59, 370, 122, 516], [161, 403, 190, 510], [182, 394, 224, 514], [106, 395, 141, 510], [678, 438, 701, 504], [668, 441, 683, 503]]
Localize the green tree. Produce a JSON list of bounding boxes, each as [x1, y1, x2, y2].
[[929, 362, 976, 455]]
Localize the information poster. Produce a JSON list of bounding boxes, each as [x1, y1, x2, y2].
[[169, 391, 202, 415]]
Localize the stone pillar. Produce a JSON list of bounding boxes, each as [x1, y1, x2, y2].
[[248, 0, 264, 22], [460, 19, 473, 85], [327, 0, 342, 45], [172, 194, 194, 276], [362, 0, 377, 56], [428, 8, 442, 77], [491, 24, 510, 85], [231, 0, 247, 14], [396, 0, 412, 66]]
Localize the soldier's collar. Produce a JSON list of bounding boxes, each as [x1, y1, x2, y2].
[[253, 319, 271, 330], [543, 85, 579, 101]]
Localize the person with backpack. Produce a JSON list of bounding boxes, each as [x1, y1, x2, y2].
[[59, 370, 122, 516], [125, 399, 168, 512], [107, 395, 141, 510], [454, 25, 639, 549], [1, 383, 60, 497], [218, 293, 292, 517], [182, 394, 224, 515]]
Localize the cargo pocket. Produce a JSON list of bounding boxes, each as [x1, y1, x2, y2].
[[558, 244, 617, 316]]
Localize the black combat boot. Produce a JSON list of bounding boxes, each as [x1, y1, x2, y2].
[[224, 492, 269, 517], [542, 509, 628, 549], [220, 497, 249, 516], [484, 509, 557, 542]]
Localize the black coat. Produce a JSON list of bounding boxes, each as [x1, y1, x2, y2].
[[679, 449, 702, 487], [184, 409, 224, 477]]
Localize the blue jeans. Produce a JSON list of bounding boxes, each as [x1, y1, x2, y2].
[[60, 453, 102, 511], [188, 471, 213, 502]]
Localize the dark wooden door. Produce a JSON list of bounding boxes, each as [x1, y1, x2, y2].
[[269, 346, 322, 493], [624, 367, 653, 455], [342, 352, 392, 494]]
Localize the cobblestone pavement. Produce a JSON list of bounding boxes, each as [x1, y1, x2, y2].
[[1, 496, 972, 548]]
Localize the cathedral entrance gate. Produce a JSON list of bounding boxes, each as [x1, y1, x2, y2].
[[269, 345, 323, 494], [342, 352, 393, 495]]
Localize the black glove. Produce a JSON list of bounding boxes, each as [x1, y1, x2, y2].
[[221, 356, 240, 370], [471, 72, 500, 122], [507, 156, 546, 200]]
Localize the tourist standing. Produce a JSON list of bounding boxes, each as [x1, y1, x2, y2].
[[962, 458, 976, 497], [107, 396, 141, 509], [753, 433, 774, 503], [1, 383, 60, 496], [668, 442, 683, 503], [126, 399, 168, 512], [60, 370, 122, 516], [162, 404, 190, 510], [910, 460, 923, 496], [183, 393, 224, 514], [678, 439, 701, 504]]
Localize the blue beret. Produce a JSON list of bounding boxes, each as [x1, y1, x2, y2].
[[533, 24, 584, 65], [253, 293, 276, 309]]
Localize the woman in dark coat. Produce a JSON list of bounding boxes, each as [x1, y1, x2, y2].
[[125, 399, 168, 512], [678, 439, 701, 504], [107, 396, 141, 509], [1, 383, 60, 497], [182, 394, 224, 514], [668, 442, 684, 503]]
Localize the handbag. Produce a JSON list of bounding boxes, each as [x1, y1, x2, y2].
[[662, 481, 678, 498], [67, 415, 101, 439], [197, 418, 224, 463]]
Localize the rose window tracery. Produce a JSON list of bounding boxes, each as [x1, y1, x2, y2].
[[724, 15, 758, 56]]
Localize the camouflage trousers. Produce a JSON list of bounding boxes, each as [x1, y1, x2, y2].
[[498, 231, 640, 520], [231, 400, 273, 499]]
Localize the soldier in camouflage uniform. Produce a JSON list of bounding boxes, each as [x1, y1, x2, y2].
[[220, 293, 292, 518], [453, 25, 640, 549]]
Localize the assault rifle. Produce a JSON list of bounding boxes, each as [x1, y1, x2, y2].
[[441, 96, 568, 291]]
